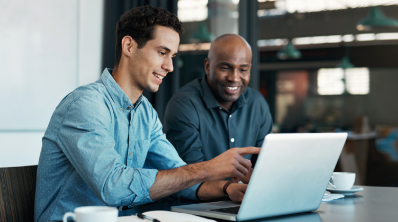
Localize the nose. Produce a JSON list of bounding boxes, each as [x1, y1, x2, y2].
[[162, 56, 174, 73], [227, 68, 240, 82]]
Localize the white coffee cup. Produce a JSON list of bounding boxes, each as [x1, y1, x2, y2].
[[329, 172, 355, 190], [63, 206, 118, 222]]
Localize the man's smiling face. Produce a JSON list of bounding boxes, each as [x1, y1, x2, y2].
[[129, 25, 179, 93], [205, 35, 252, 110]]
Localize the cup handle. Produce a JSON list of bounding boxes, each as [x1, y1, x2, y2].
[[329, 176, 336, 189], [63, 212, 75, 222]]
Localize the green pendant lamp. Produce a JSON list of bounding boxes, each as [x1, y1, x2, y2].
[[337, 56, 355, 69], [336, 48, 354, 94], [277, 40, 301, 60], [337, 48, 354, 69], [357, 6, 398, 31], [190, 22, 213, 43]]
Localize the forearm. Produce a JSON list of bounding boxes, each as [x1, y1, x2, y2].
[[148, 147, 260, 201], [149, 161, 208, 200], [196, 181, 225, 201]]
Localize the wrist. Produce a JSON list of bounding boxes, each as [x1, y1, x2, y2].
[[187, 161, 209, 182], [223, 181, 236, 197]]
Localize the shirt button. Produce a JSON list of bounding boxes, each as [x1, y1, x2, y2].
[[229, 115, 232, 118], [129, 152, 131, 156], [127, 106, 131, 109], [219, 107, 222, 109], [120, 108, 123, 111], [231, 138, 235, 142]]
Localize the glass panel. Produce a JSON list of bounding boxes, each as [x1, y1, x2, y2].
[[258, 0, 398, 15], [317, 68, 345, 95], [346, 68, 370, 95], [177, 0, 240, 86]]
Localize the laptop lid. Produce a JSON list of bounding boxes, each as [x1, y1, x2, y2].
[[237, 133, 347, 221], [171, 133, 347, 221]]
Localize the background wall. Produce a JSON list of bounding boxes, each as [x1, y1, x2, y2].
[[0, 0, 104, 167]]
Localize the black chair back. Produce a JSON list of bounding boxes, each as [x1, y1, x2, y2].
[[0, 165, 38, 222]]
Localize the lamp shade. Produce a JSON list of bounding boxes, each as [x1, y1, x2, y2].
[[277, 40, 301, 60], [337, 56, 355, 69], [190, 22, 213, 43], [357, 7, 398, 31]]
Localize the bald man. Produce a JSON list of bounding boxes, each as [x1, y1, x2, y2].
[[164, 34, 273, 170]]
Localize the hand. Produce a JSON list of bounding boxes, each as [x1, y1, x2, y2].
[[226, 182, 247, 202], [204, 147, 260, 181], [232, 168, 253, 184]]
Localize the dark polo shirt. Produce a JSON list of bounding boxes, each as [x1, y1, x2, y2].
[[163, 77, 273, 164]]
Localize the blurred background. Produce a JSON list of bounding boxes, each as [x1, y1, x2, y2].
[[1, 0, 398, 187]]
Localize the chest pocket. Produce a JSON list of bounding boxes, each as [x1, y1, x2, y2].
[[127, 140, 150, 168]]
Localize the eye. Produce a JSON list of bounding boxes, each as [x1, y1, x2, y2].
[[220, 66, 228, 70], [240, 69, 248, 72], [159, 51, 166, 56]]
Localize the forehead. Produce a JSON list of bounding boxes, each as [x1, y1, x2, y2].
[[213, 42, 252, 65], [146, 26, 180, 53]]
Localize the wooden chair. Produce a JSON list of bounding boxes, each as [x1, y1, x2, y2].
[[0, 165, 38, 222]]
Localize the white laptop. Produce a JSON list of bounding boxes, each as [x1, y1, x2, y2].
[[172, 133, 347, 221]]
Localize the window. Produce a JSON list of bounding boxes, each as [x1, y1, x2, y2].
[[259, 0, 398, 15], [345, 68, 370, 95], [317, 68, 369, 95], [178, 0, 208, 22]]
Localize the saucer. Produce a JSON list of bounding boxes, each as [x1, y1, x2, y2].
[[326, 186, 364, 196]]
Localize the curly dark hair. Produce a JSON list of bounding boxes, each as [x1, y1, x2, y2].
[[114, 5, 184, 67]]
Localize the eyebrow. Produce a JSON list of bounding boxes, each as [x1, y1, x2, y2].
[[219, 62, 233, 67], [219, 62, 250, 67], [157, 46, 178, 57]]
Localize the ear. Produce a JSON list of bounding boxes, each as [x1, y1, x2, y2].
[[121, 36, 137, 58], [204, 58, 210, 75]]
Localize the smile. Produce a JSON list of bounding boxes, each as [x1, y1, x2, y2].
[[154, 73, 164, 80], [226, 86, 238, 90], [223, 85, 241, 94]]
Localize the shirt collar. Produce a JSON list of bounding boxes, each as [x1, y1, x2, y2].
[[101, 68, 142, 109], [235, 88, 247, 108], [200, 76, 220, 109], [200, 76, 248, 110]]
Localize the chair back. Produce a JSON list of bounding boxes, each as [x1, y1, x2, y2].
[[0, 165, 38, 222]]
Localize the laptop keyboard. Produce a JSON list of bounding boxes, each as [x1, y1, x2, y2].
[[210, 206, 240, 214]]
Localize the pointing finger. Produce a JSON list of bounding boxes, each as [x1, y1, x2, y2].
[[234, 147, 261, 156]]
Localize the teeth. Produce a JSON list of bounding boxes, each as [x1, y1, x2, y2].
[[227, 87, 238, 90], [154, 74, 164, 80]]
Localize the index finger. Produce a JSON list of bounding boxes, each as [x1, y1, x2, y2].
[[235, 147, 261, 156]]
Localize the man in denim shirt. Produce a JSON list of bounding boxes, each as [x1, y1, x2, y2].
[[34, 6, 259, 222]]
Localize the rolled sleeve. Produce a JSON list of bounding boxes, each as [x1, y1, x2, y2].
[[178, 183, 201, 200], [123, 169, 158, 207]]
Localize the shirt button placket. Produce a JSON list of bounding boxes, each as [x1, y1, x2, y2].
[[128, 106, 132, 126], [222, 107, 234, 148], [128, 107, 133, 166], [228, 114, 235, 148]]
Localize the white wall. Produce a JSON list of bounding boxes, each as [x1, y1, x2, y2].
[[0, 0, 104, 168]]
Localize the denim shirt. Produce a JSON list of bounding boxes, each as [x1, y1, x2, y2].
[[35, 68, 199, 222]]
